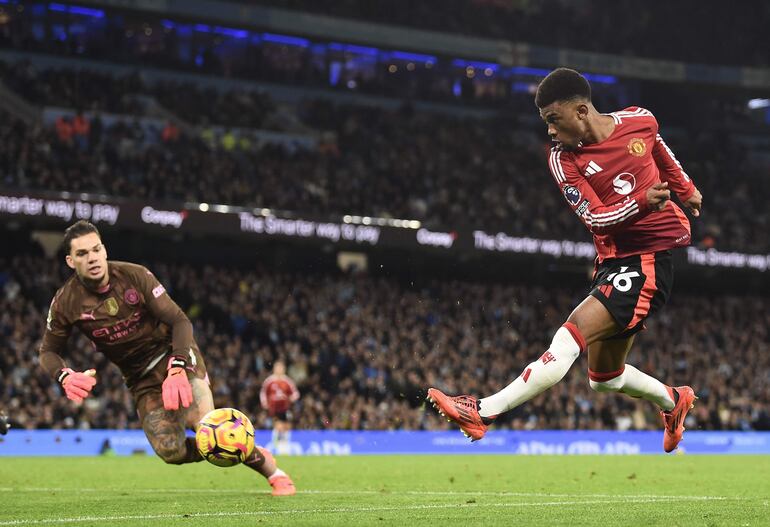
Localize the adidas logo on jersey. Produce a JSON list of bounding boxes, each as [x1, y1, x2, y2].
[[585, 161, 603, 176]]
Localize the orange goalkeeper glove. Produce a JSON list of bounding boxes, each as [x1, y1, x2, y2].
[[162, 356, 193, 411], [58, 368, 96, 403]]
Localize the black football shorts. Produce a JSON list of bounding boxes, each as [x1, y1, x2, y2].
[[589, 250, 674, 339]]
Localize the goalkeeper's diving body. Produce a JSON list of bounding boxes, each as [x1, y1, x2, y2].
[[38, 220, 295, 496]]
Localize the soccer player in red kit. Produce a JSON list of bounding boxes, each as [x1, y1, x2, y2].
[[39, 220, 296, 495], [260, 361, 300, 455], [428, 68, 703, 452]]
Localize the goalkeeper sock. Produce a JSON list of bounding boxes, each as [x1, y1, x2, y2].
[[589, 364, 675, 411], [479, 323, 585, 417], [245, 446, 279, 478]]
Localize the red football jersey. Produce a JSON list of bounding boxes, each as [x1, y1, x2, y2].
[[547, 107, 696, 261], [260, 374, 300, 414]]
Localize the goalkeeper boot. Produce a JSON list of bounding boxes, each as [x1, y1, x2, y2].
[[661, 386, 697, 453], [269, 474, 296, 496], [427, 388, 494, 441]]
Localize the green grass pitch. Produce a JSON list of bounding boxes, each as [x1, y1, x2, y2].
[[0, 455, 768, 526]]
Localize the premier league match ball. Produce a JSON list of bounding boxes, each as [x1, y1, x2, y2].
[[196, 408, 255, 467]]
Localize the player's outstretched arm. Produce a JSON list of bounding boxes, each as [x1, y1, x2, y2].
[[131, 265, 195, 411], [38, 292, 98, 405]]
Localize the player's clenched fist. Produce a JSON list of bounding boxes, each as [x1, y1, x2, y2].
[[646, 182, 671, 211], [682, 187, 703, 217], [162, 356, 193, 410], [58, 368, 97, 403]]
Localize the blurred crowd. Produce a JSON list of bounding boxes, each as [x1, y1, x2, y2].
[[1, 254, 768, 432], [0, 60, 767, 252], [0, 62, 277, 129]]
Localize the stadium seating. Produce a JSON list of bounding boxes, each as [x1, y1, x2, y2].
[[0, 2, 767, 439], [242, 0, 770, 68], [0, 59, 767, 252], [1, 255, 767, 432]]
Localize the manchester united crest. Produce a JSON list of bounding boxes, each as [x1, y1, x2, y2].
[[104, 297, 119, 316], [627, 138, 646, 157]]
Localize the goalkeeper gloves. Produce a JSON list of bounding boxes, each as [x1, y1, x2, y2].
[[58, 368, 97, 403], [162, 355, 193, 411]]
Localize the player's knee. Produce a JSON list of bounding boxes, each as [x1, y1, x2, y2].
[[588, 369, 625, 392], [154, 438, 188, 464]]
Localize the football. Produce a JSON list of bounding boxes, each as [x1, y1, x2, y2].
[[195, 408, 255, 467]]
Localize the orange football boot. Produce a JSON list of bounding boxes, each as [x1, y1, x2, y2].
[[661, 386, 697, 453], [427, 388, 494, 441], [269, 474, 296, 496]]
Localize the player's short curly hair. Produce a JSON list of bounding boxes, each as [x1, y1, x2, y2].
[[535, 68, 592, 109], [63, 220, 101, 254]]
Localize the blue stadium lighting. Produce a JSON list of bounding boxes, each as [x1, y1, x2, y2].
[[389, 51, 437, 63], [329, 62, 342, 86], [510, 66, 551, 77], [262, 33, 310, 48], [328, 42, 379, 56], [583, 73, 617, 84], [213, 26, 249, 39], [48, 6, 617, 88], [452, 59, 499, 72], [512, 81, 536, 93], [48, 3, 104, 18], [452, 79, 462, 97], [509, 66, 615, 84]]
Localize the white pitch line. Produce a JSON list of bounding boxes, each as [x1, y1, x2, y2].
[[0, 497, 728, 526], [0, 487, 737, 501]]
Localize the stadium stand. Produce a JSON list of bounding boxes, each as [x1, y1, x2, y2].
[[1, 254, 768, 432], [0, 1, 767, 439], [241, 0, 770, 68], [1, 59, 768, 252]]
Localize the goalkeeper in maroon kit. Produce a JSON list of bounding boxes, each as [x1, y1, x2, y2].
[[429, 68, 703, 452], [39, 220, 295, 495]]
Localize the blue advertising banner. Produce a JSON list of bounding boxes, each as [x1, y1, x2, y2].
[[1, 430, 769, 456]]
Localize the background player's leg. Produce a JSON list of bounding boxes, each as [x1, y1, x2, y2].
[[274, 419, 292, 455], [270, 416, 280, 453], [588, 337, 675, 411], [281, 418, 293, 453], [479, 296, 617, 418]]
